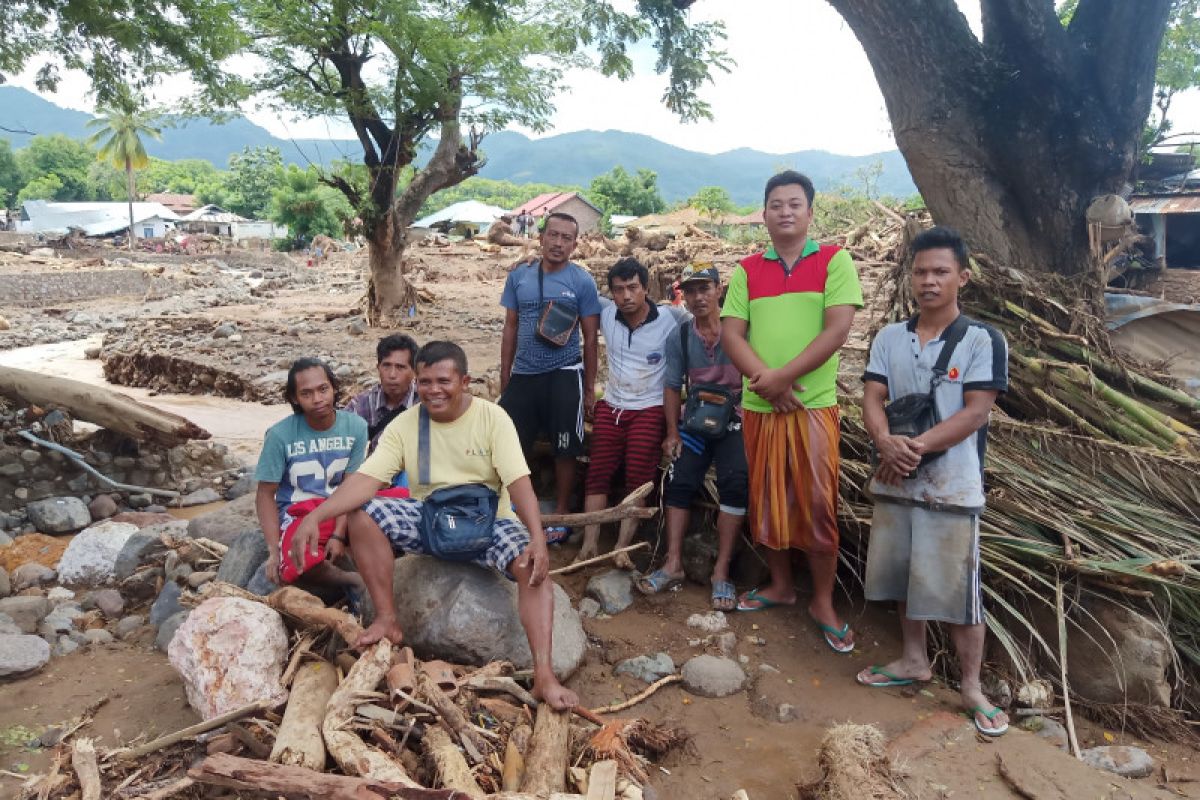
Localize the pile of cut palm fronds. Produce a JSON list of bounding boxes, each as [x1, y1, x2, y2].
[[833, 213, 1200, 733]]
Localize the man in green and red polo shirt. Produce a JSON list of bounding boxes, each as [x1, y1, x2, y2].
[[721, 170, 863, 654]]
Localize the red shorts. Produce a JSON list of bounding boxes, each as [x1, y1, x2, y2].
[[278, 487, 410, 583], [584, 400, 666, 496]]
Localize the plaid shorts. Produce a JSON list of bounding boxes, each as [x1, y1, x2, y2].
[[361, 496, 530, 576]]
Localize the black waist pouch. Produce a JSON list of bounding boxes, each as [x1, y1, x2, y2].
[[535, 263, 578, 347]]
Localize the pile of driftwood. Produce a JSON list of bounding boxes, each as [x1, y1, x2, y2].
[[15, 572, 684, 800]]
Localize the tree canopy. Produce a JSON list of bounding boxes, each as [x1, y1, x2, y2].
[[588, 166, 666, 217], [688, 185, 734, 220]]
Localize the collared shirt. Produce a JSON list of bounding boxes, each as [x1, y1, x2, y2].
[[345, 383, 418, 452], [500, 260, 603, 375], [599, 297, 689, 410], [721, 238, 863, 412], [863, 314, 1009, 511]]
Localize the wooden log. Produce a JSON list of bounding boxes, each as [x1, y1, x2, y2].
[[323, 641, 419, 786], [520, 705, 572, 796], [502, 739, 525, 791], [270, 585, 366, 645], [417, 672, 490, 763], [189, 753, 453, 800], [465, 676, 537, 707], [541, 483, 657, 528], [271, 659, 338, 770], [424, 726, 486, 799], [0, 365, 210, 445], [113, 699, 274, 760], [586, 760, 617, 800], [70, 738, 101, 800]]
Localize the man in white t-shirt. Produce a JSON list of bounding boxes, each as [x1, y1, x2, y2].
[[577, 257, 687, 568]]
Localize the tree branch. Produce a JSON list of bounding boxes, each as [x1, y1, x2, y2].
[[980, 0, 1071, 79], [1068, 0, 1172, 125]]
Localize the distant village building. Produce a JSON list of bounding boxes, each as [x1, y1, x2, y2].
[[1130, 194, 1200, 269], [177, 204, 286, 241], [511, 192, 602, 234], [412, 200, 509, 238], [18, 200, 180, 238], [144, 192, 198, 216]]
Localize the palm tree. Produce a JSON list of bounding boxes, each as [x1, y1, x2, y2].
[[86, 94, 162, 251]]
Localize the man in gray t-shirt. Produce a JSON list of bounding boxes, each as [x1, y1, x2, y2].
[[857, 226, 1010, 738]]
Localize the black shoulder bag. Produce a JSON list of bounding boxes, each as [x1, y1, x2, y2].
[[535, 262, 580, 347], [879, 314, 972, 467], [679, 321, 739, 439], [416, 406, 498, 561]]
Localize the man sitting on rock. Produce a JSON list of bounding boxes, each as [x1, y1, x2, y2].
[[255, 358, 369, 596], [289, 341, 579, 710], [346, 333, 420, 453]]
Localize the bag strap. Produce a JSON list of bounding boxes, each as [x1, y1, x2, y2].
[[930, 314, 972, 389], [418, 405, 431, 485], [536, 260, 544, 303], [679, 320, 691, 390]]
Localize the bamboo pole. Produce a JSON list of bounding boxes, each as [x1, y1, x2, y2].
[[1055, 577, 1082, 760], [113, 699, 274, 761]]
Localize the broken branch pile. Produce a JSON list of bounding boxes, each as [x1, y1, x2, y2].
[[833, 212, 1200, 726], [17, 582, 685, 800]]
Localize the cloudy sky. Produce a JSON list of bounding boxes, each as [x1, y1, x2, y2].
[[10, 1, 1200, 157]]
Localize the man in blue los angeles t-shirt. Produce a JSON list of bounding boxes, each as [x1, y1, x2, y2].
[[255, 358, 368, 591]]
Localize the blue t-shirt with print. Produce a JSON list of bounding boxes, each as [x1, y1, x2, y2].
[[500, 260, 602, 375], [254, 410, 368, 521]]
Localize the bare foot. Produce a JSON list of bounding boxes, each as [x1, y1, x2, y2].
[[613, 551, 636, 571], [533, 675, 579, 711], [856, 657, 932, 686], [572, 546, 599, 565], [356, 617, 405, 649]]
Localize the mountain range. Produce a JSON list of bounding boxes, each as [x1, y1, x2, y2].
[[0, 86, 916, 203]]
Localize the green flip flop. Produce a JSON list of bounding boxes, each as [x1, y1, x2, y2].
[[736, 588, 792, 612], [969, 705, 1010, 737], [812, 617, 855, 653], [856, 665, 915, 688]]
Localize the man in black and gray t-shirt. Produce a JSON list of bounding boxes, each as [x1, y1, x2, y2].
[[857, 226, 1010, 737], [636, 265, 747, 611]]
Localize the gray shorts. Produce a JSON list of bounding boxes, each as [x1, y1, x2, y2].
[[863, 501, 983, 625]]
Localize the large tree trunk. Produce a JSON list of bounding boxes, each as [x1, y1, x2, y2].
[[827, 0, 1170, 288], [366, 211, 414, 326]]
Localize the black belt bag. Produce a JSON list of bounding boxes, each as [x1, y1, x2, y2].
[[875, 314, 972, 468], [416, 406, 497, 561], [535, 263, 579, 347], [678, 321, 739, 439]]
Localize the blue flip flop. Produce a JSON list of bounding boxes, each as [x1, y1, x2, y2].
[[711, 580, 736, 610], [637, 569, 684, 595], [544, 525, 572, 545]]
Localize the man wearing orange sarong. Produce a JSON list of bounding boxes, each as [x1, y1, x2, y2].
[[721, 171, 863, 653]]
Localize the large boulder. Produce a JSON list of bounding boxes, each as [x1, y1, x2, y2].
[[168, 597, 289, 719], [26, 497, 91, 534], [56, 521, 139, 587], [390, 556, 586, 679], [187, 494, 258, 547], [0, 634, 51, 678], [215, 531, 269, 588]]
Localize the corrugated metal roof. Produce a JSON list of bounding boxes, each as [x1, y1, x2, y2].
[[1129, 195, 1200, 214]]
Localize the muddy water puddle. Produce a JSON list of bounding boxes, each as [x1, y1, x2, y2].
[[0, 336, 280, 462]]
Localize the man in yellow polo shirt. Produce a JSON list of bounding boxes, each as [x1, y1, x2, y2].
[[721, 171, 863, 654], [288, 341, 578, 710]]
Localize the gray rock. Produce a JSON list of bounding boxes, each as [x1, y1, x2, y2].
[[0, 596, 51, 633], [614, 653, 675, 684], [150, 582, 183, 627], [121, 566, 164, 600], [83, 628, 114, 646], [681, 654, 746, 698], [0, 634, 51, 676], [585, 569, 635, 615], [390, 556, 586, 679], [334, 364, 353, 377], [127, 493, 152, 509], [53, 634, 79, 657], [26, 496, 91, 533], [155, 610, 189, 652], [113, 521, 188, 580], [776, 703, 800, 723], [0, 531, 12, 547], [116, 615, 146, 639], [1018, 715, 1069, 750], [224, 473, 254, 500], [0, 566, 10, 597], [180, 488, 221, 507], [577, 597, 601, 619], [245, 563, 279, 596], [215, 531, 270, 588], [46, 586, 75, 604], [212, 322, 238, 339], [87, 495, 118, 521], [187, 570, 216, 588], [56, 521, 139, 586], [347, 319, 368, 336], [90, 588, 125, 618], [39, 603, 82, 636], [11, 562, 56, 590], [0, 612, 21, 635], [187, 494, 258, 546], [1080, 745, 1155, 778], [682, 526, 718, 584]]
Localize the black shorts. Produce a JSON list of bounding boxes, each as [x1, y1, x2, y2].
[[499, 368, 585, 457], [663, 428, 748, 515]]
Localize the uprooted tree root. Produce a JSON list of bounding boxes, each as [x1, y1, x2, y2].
[[796, 724, 906, 800]]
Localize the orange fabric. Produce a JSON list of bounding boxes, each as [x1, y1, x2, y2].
[[743, 406, 841, 554]]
